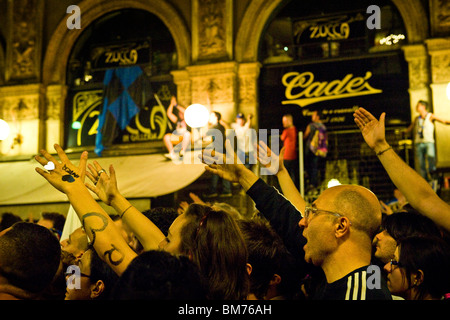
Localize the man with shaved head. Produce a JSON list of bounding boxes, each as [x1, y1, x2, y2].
[[298, 185, 390, 299], [202, 141, 391, 300]]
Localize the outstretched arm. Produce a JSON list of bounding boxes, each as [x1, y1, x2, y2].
[[354, 108, 450, 232], [35, 145, 137, 275], [201, 140, 259, 191], [201, 140, 306, 263], [257, 140, 306, 212], [85, 161, 165, 251], [166, 95, 178, 124], [430, 113, 450, 125]]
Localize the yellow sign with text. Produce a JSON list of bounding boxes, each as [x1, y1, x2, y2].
[[281, 71, 382, 107]]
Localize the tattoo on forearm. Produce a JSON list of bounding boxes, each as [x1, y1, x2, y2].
[[81, 212, 108, 246], [62, 164, 80, 178], [103, 244, 125, 266], [62, 175, 75, 183]]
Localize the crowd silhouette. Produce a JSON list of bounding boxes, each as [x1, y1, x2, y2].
[[0, 107, 449, 302]]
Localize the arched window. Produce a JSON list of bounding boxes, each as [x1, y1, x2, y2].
[[261, 0, 406, 63], [258, 0, 410, 201], [65, 9, 177, 155]]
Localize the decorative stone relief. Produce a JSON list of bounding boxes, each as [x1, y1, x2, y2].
[[0, 84, 41, 121], [170, 69, 191, 107], [408, 59, 429, 90], [45, 85, 66, 120], [430, 53, 450, 83], [238, 63, 261, 104], [426, 38, 450, 84], [192, 0, 232, 61], [402, 45, 430, 90], [5, 0, 43, 82], [186, 62, 237, 105], [430, 0, 450, 36]]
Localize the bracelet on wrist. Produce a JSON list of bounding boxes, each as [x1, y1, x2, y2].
[[376, 146, 392, 156], [120, 205, 133, 219]]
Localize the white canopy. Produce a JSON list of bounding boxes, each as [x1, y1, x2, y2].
[[0, 151, 206, 205]]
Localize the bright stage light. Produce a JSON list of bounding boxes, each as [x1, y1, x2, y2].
[[446, 82, 450, 100], [184, 104, 210, 128], [71, 121, 82, 129], [327, 178, 341, 188], [0, 119, 10, 140]]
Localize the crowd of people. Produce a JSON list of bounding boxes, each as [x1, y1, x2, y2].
[[0, 107, 449, 302]]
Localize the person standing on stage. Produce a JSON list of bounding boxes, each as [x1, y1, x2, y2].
[[303, 110, 328, 192], [281, 114, 298, 187], [405, 100, 450, 185]]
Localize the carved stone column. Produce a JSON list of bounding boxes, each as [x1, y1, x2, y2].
[[192, 0, 233, 62], [45, 84, 67, 149], [170, 69, 191, 107], [426, 38, 450, 168], [0, 84, 42, 156], [238, 62, 261, 130], [402, 44, 431, 122], [171, 61, 260, 127], [186, 62, 238, 122], [5, 0, 43, 83]]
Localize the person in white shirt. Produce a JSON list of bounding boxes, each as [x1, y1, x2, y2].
[[405, 100, 450, 182], [230, 113, 256, 169]]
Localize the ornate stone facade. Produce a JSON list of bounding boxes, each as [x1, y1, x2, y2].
[[0, 0, 448, 167], [0, 84, 41, 155], [5, 0, 43, 82], [426, 38, 450, 167]]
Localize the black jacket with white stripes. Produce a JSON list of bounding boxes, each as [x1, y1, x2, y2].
[[246, 178, 392, 300]]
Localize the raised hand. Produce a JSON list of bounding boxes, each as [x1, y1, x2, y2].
[[85, 161, 119, 206], [201, 139, 245, 183], [35, 144, 88, 194], [188, 192, 206, 205], [257, 140, 285, 176], [353, 107, 388, 152]]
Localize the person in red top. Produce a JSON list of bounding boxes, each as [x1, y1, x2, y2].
[[281, 114, 298, 187]]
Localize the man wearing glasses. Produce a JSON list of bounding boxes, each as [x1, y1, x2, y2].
[[297, 186, 391, 299], [202, 142, 392, 300]]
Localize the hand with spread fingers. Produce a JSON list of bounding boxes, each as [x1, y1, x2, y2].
[[353, 107, 390, 153], [200, 139, 259, 191], [257, 140, 285, 176], [35, 144, 88, 194], [258, 139, 305, 212], [201, 139, 245, 183], [85, 161, 119, 206], [35, 144, 138, 276]]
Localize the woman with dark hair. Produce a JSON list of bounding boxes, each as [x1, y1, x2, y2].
[[373, 209, 441, 264], [35, 145, 249, 300], [111, 250, 207, 300], [384, 236, 450, 300], [159, 203, 250, 300]]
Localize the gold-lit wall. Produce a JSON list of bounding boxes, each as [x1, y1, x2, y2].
[[1, 0, 450, 189]]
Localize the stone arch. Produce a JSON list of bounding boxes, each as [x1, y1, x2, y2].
[[0, 40, 4, 85], [42, 0, 190, 86], [391, 0, 429, 44], [235, 0, 283, 63], [235, 0, 429, 63]]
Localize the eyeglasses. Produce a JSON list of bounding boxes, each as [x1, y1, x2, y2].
[[302, 206, 352, 225], [389, 259, 402, 271], [65, 271, 91, 279]]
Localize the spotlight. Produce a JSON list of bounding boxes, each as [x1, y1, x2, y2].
[[184, 104, 210, 128], [71, 121, 82, 130], [327, 178, 341, 188], [446, 82, 450, 100], [0, 119, 10, 140]]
